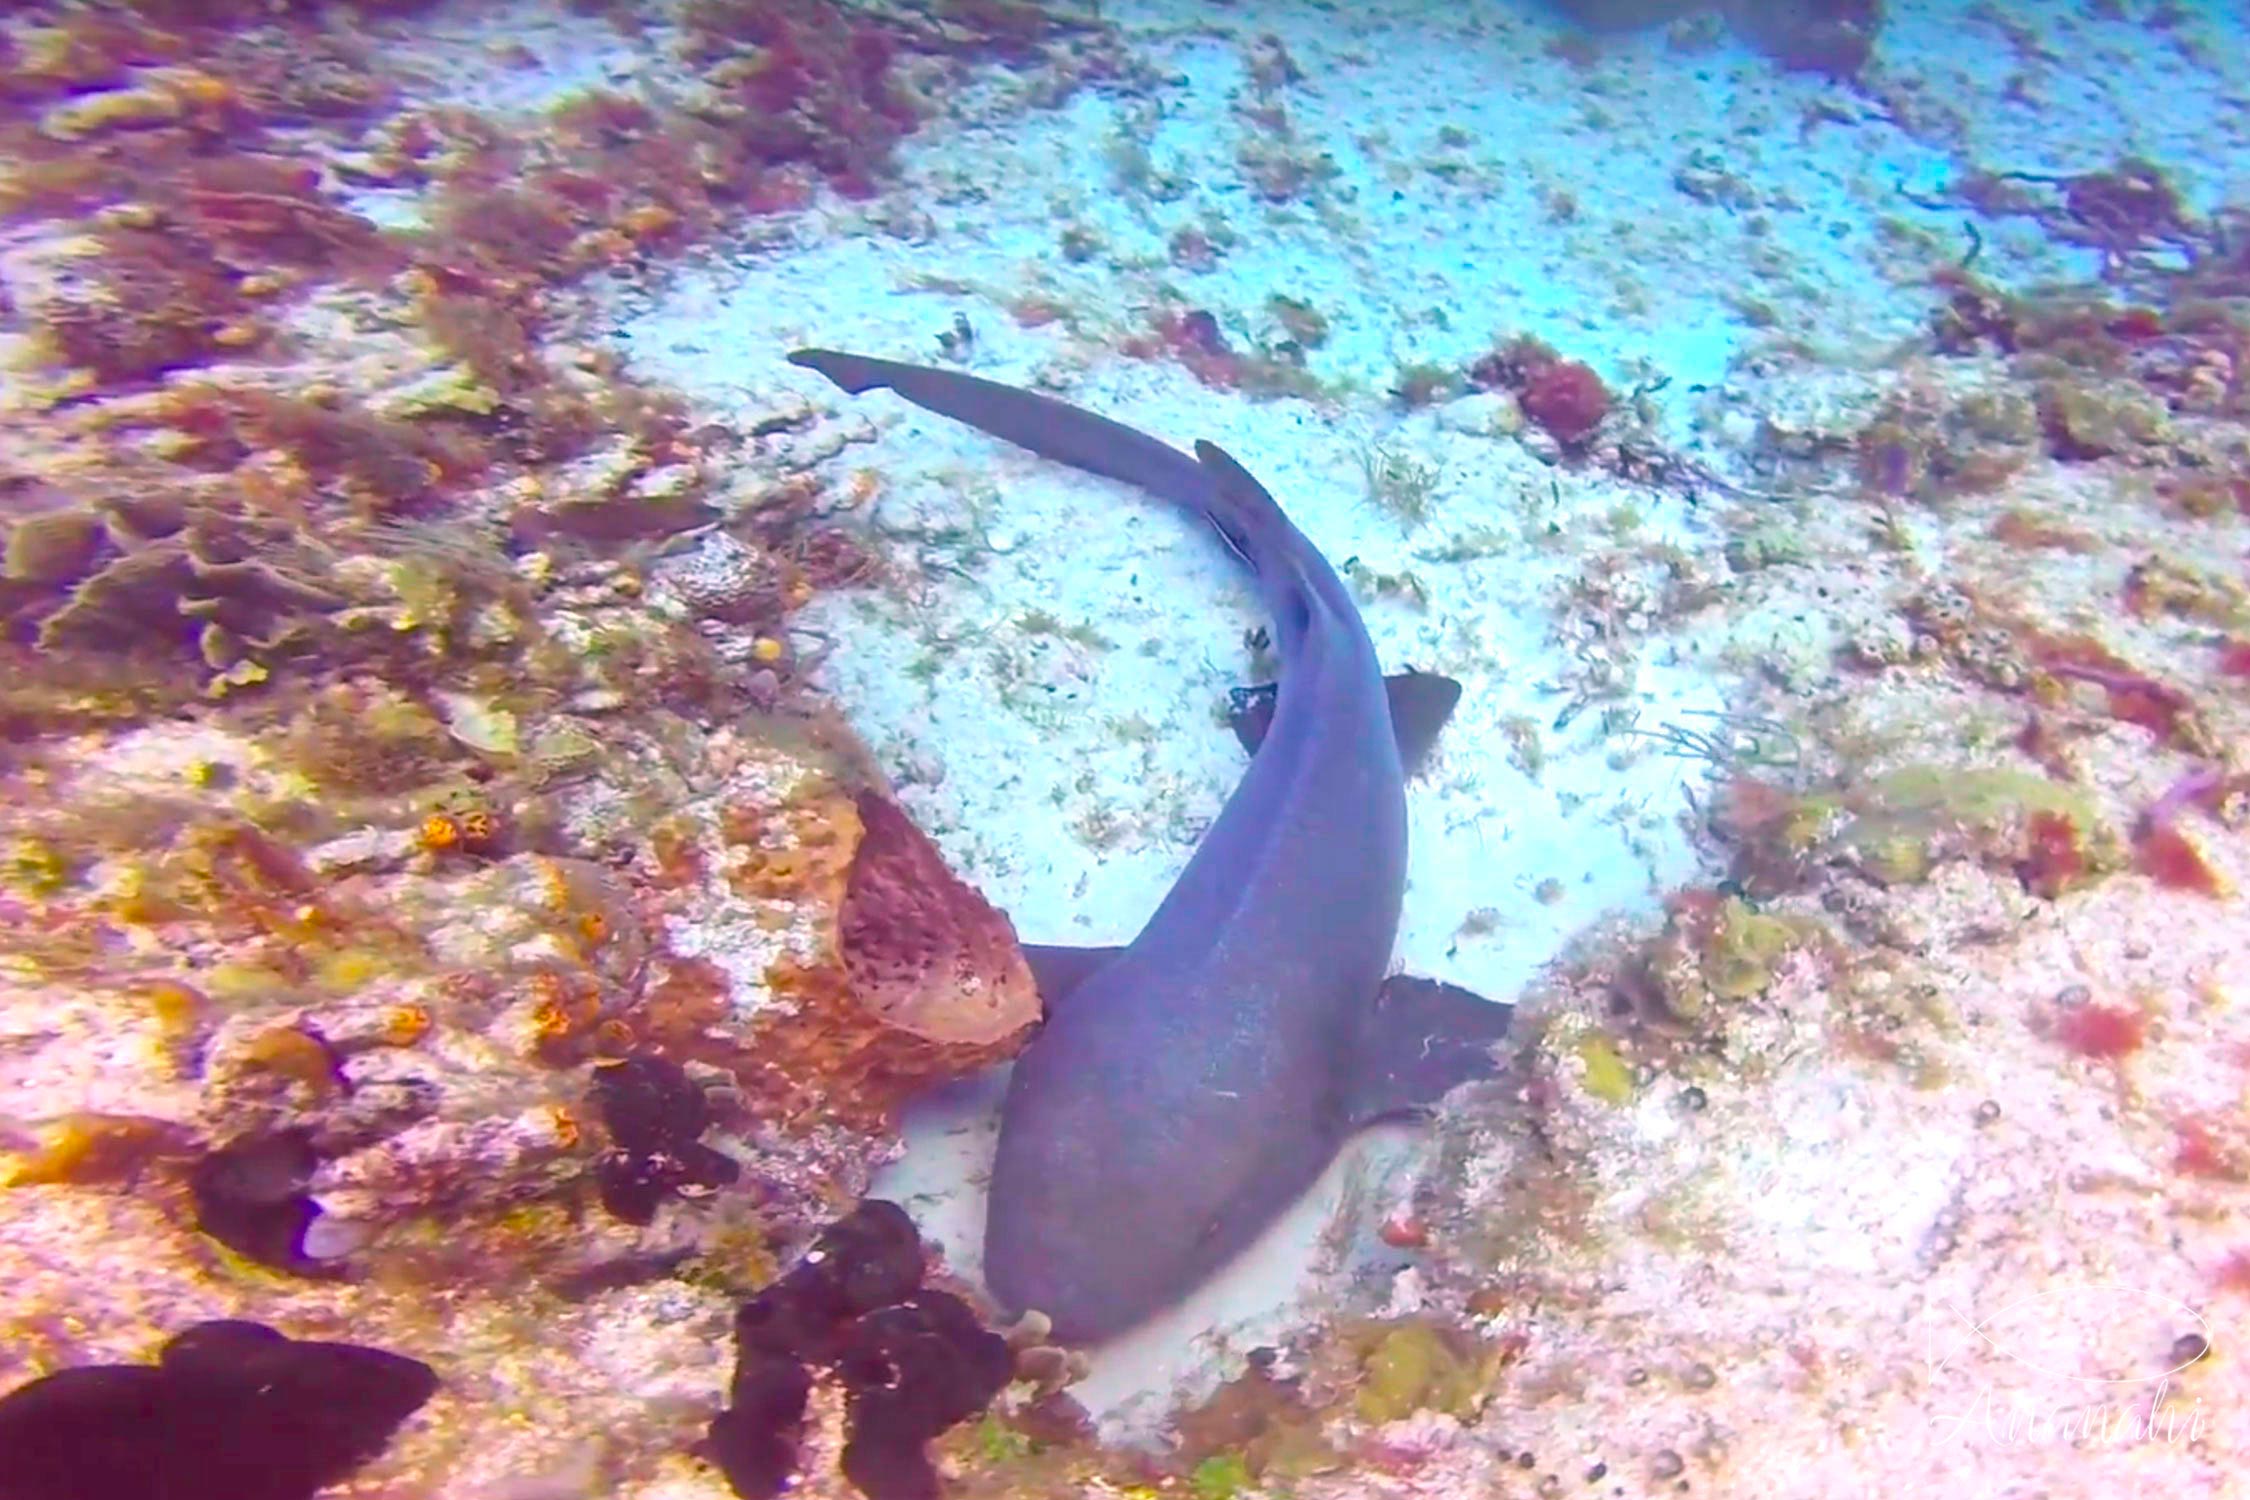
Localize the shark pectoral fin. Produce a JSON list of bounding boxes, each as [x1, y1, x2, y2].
[[1223, 671, 1463, 775], [1384, 668, 1464, 775], [1020, 944, 1127, 1016], [1225, 682, 1279, 757], [1344, 975, 1514, 1128]]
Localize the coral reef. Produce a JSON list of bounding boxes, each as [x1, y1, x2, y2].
[[0, 691, 1032, 1490]]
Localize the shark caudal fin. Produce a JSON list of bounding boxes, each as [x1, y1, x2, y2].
[[789, 349, 1316, 631], [789, 348, 1211, 518], [785, 347, 894, 395]]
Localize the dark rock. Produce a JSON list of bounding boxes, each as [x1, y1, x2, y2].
[[590, 1054, 710, 1158], [1543, 0, 1702, 30], [836, 1292, 1012, 1442], [812, 1199, 925, 1318], [709, 1201, 1009, 1500], [734, 1272, 849, 1364], [0, 1320, 436, 1500], [703, 1349, 812, 1500], [839, 1428, 940, 1500], [589, 1053, 741, 1225], [187, 1130, 331, 1274], [1726, 0, 1884, 78]]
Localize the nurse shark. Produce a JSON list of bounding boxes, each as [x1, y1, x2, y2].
[[789, 348, 1514, 1343]]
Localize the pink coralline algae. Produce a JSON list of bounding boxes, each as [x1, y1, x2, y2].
[[1518, 359, 1611, 446]]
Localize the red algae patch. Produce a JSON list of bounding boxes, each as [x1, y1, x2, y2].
[[2049, 999, 2148, 1060]]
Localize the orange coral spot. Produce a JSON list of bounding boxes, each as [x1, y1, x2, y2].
[[2053, 1002, 2146, 1060], [2017, 809, 2088, 899], [2175, 1117, 2245, 1180], [576, 910, 610, 947], [535, 857, 571, 911], [1989, 508, 2096, 552], [417, 813, 461, 852], [382, 1005, 431, 1046], [738, 848, 810, 898], [549, 1105, 581, 1150], [532, 999, 574, 1041], [2135, 821, 2230, 897], [459, 808, 498, 847], [5, 1114, 190, 1187], [620, 203, 679, 240], [241, 1025, 341, 1092], [140, 979, 208, 1033]]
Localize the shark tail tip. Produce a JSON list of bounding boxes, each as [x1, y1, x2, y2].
[[787, 347, 886, 394]]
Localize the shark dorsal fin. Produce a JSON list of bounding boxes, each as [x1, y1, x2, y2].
[[1227, 669, 1463, 775]]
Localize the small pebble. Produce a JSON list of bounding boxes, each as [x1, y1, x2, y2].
[[1651, 1448, 1685, 1480], [297, 1212, 372, 1262], [1679, 1085, 1707, 1112], [1682, 1362, 1717, 1390], [1974, 1099, 2001, 1124], [897, 747, 947, 788], [2170, 1332, 2211, 1367]]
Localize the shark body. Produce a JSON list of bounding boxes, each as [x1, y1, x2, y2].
[[789, 349, 1512, 1342]]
